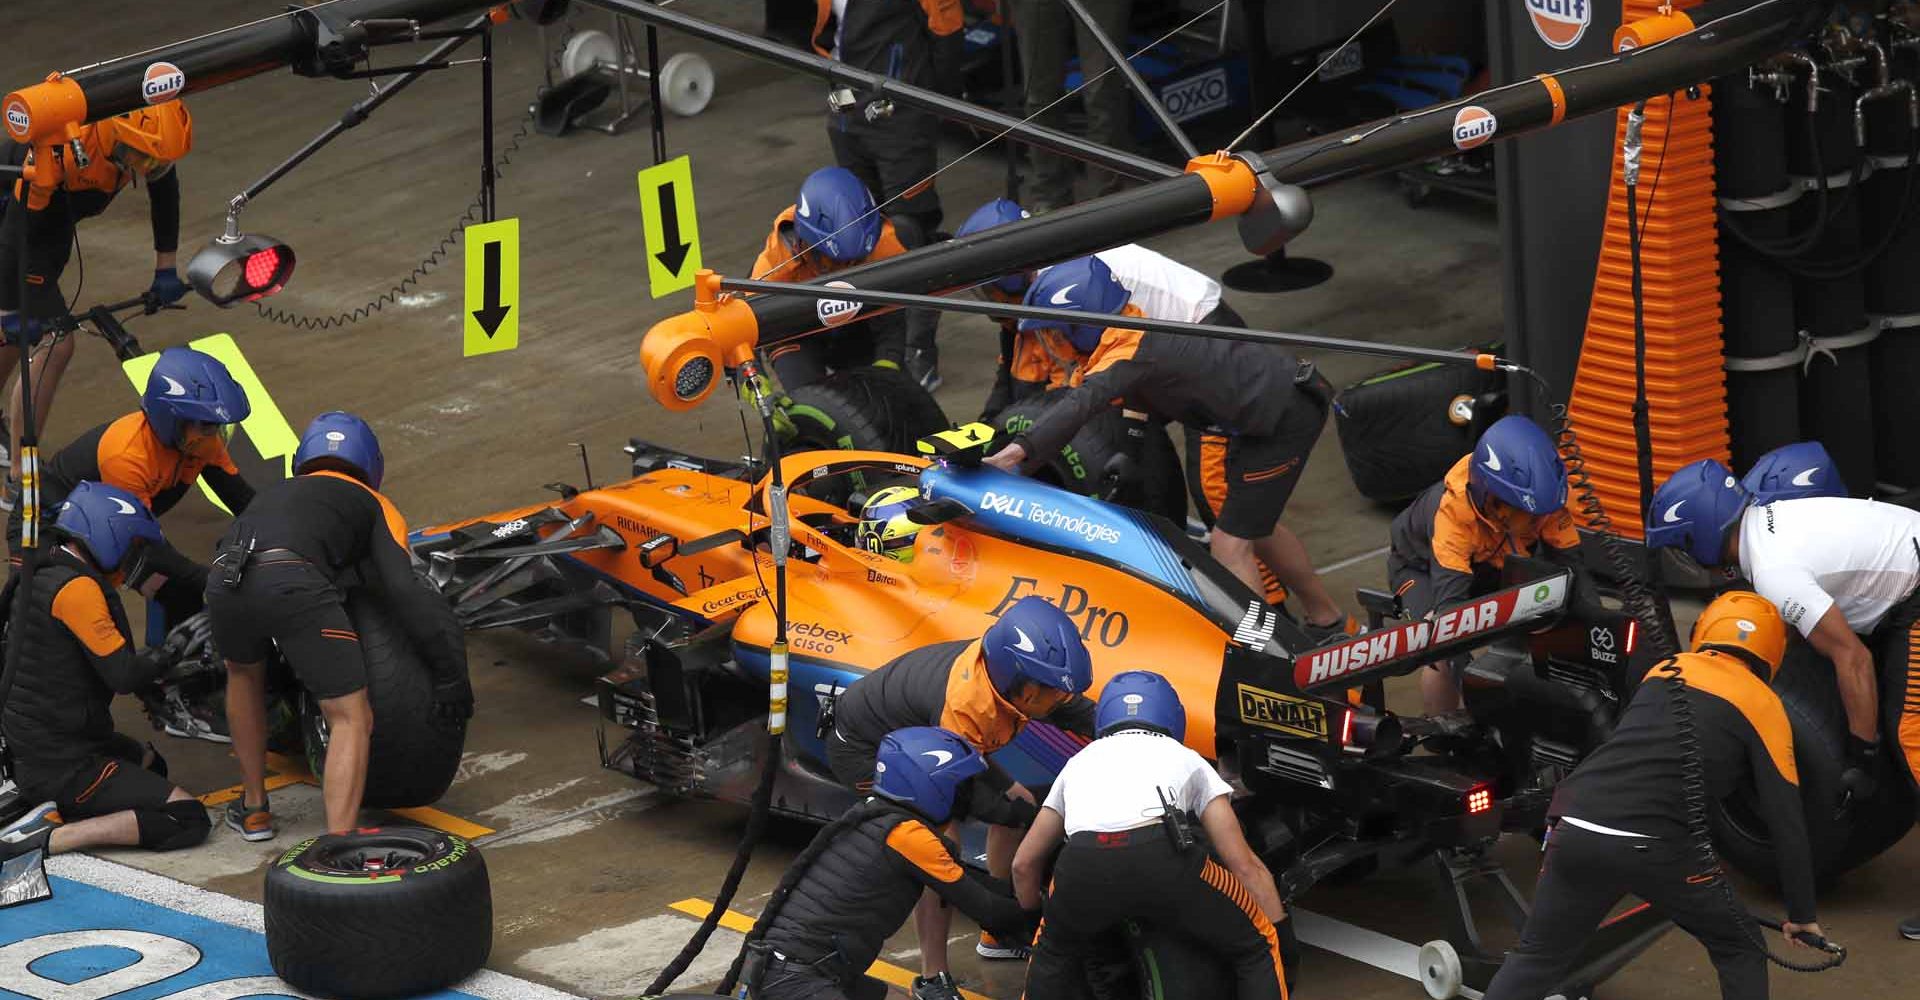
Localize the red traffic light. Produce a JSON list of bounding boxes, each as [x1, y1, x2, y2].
[[187, 233, 297, 308]]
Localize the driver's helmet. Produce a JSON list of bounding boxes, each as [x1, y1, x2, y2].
[[857, 486, 921, 562]]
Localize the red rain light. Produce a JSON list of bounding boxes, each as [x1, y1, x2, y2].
[[243, 247, 282, 290], [1465, 785, 1493, 815]]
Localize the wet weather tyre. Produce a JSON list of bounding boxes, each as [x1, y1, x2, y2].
[[265, 827, 491, 999], [1709, 640, 1916, 888], [1332, 357, 1502, 504], [785, 374, 894, 453], [302, 584, 468, 809], [843, 364, 950, 449], [992, 397, 1186, 523]]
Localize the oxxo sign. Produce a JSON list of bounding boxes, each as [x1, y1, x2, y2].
[[1160, 67, 1230, 124]]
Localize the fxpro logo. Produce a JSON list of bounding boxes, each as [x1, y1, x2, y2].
[[1526, 0, 1591, 51], [4, 100, 28, 139], [1161, 67, 1230, 123], [1452, 106, 1497, 150], [817, 280, 862, 327], [143, 62, 186, 104]]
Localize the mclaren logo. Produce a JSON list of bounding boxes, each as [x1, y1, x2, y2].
[[1792, 468, 1820, 487], [1236, 683, 1327, 739]]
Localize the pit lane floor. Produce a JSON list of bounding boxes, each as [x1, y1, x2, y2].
[[7, 1, 1918, 997]]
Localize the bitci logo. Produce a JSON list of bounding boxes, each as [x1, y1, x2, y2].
[[142, 62, 186, 105], [1526, 0, 1591, 51], [1452, 106, 1497, 150]]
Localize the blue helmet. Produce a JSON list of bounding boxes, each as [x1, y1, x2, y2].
[[1645, 459, 1747, 567], [1468, 415, 1567, 516], [143, 347, 251, 448], [294, 411, 385, 489], [56, 481, 164, 573], [791, 167, 881, 264], [1020, 255, 1130, 354], [872, 727, 988, 824], [1095, 670, 1186, 742], [956, 199, 1032, 297], [1742, 441, 1845, 505], [982, 596, 1093, 700]]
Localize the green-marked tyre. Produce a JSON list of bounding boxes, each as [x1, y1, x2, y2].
[[264, 826, 492, 999], [995, 396, 1186, 524], [785, 375, 893, 453], [1332, 349, 1505, 504]]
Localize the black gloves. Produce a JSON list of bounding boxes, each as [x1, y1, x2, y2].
[[432, 678, 476, 723], [1841, 735, 1882, 805]]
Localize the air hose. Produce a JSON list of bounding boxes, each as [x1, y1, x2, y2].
[[1530, 94, 1844, 974], [644, 358, 793, 997]]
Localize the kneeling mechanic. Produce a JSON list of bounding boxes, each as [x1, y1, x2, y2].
[[827, 595, 1096, 999], [207, 412, 472, 842], [1483, 592, 1823, 1000], [1015, 670, 1291, 1000], [1, 482, 210, 865], [741, 727, 1036, 1000]]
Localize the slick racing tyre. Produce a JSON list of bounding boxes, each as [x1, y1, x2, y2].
[[844, 364, 950, 449], [993, 396, 1186, 523], [1709, 639, 1916, 888], [303, 582, 468, 809], [1333, 353, 1504, 504], [265, 827, 491, 999], [785, 373, 894, 453]]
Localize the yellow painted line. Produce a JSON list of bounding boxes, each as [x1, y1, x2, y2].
[[667, 899, 995, 1000], [198, 772, 303, 807], [390, 806, 494, 838]]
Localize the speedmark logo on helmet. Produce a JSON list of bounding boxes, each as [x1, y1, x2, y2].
[[143, 62, 186, 105], [1452, 106, 1497, 151], [1526, 0, 1590, 51]]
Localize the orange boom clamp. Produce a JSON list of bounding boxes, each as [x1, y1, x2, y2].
[[640, 269, 762, 412], [2, 74, 87, 144], [1184, 152, 1259, 222]]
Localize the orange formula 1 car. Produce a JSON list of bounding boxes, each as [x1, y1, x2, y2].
[[411, 432, 1702, 992]]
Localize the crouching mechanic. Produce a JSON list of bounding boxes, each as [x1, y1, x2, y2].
[[741, 727, 1035, 1000], [1015, 670, 1290, 1000], [207, 412, 472, 841], [1484, 592, 1822, 1000], [980, 255, 1351, 638], [828, 596, 1095, 999], [1645, 457, 1920, 938], [1389, 415, 1586, 714], [752, 167, 918, 391], [0, 482, 210, 867]]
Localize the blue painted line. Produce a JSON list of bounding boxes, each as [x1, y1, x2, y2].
[[0, 876, 482, 1000]]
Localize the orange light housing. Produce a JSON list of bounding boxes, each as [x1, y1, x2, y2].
[[639, 272, 760, 411]]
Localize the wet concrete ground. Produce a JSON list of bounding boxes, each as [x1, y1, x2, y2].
[[6, 2, 1918, 997]]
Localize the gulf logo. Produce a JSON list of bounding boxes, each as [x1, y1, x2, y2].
[[1452, 106, 1497, 151], [1526, 0, 1591, 51], [142, 61, 186, 105]]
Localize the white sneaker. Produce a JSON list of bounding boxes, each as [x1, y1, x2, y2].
[[0, 801, 58, 844]]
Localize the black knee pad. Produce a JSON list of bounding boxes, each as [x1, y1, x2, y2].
[[136, 799, 211, 851], [145, 744, 169, 779]]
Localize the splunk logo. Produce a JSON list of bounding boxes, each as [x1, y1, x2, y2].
[[1526, 0, 1591, 51], [1452, 106, 1497, 150]]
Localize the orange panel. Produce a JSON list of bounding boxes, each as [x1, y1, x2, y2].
[[1568, 4, 1729, 540]]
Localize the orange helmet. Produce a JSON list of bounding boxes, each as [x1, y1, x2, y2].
[[103, 101, 192, 168], [1690, 590, 1788, 678]]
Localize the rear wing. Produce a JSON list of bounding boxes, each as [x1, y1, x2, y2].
[[1294, 572, 1571, 695]]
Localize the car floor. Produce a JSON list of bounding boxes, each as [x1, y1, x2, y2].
[[8, 1, 1918, 997]]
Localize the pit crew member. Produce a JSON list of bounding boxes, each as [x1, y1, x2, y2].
[[741, 727, 1035, 1000], [1645, 458, 1920, 939], [752, 167, 919, 391], [0, 102, 195, 483], [826, 595, 1095, 997], [1483, 592, 1823, 1000], [1388, 414, 1586, 714], [811, 0, 961, 390], [207, 412, 471, 841], [1742, 441, 1844, 503], [980, 255, 1350, 637], [0, 482, 210, 866], [1014, 670, 1290, 1000], [1009, 0, 1134, 211]]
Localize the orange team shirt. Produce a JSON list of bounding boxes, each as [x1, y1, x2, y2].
[[1429, 453, 1580, 575], [750, 205, 910, 284], [97, 412, 239, 509]]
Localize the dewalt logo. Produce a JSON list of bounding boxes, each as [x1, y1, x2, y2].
[[1236, 683, 1327, 739]]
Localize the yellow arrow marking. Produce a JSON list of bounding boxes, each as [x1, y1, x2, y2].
[[638, 155, 703, 298], [464, 218, 520, 356], [667, 899, 995, 999]]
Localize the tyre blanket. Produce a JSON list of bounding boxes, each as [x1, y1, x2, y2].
[[0, 855, 576, 1000]]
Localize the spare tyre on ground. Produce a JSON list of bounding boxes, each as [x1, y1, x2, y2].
[[1333, 350, 1505, 504], [1708, 638, 1916, 888], [265, 826, 491, 999], [303, 582, 469, 809]]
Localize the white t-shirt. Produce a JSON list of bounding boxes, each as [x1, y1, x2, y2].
[[1042, 244, 1221, 324], [1042, 729, 1233, 836], [1738, 497, 1920, 636]]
